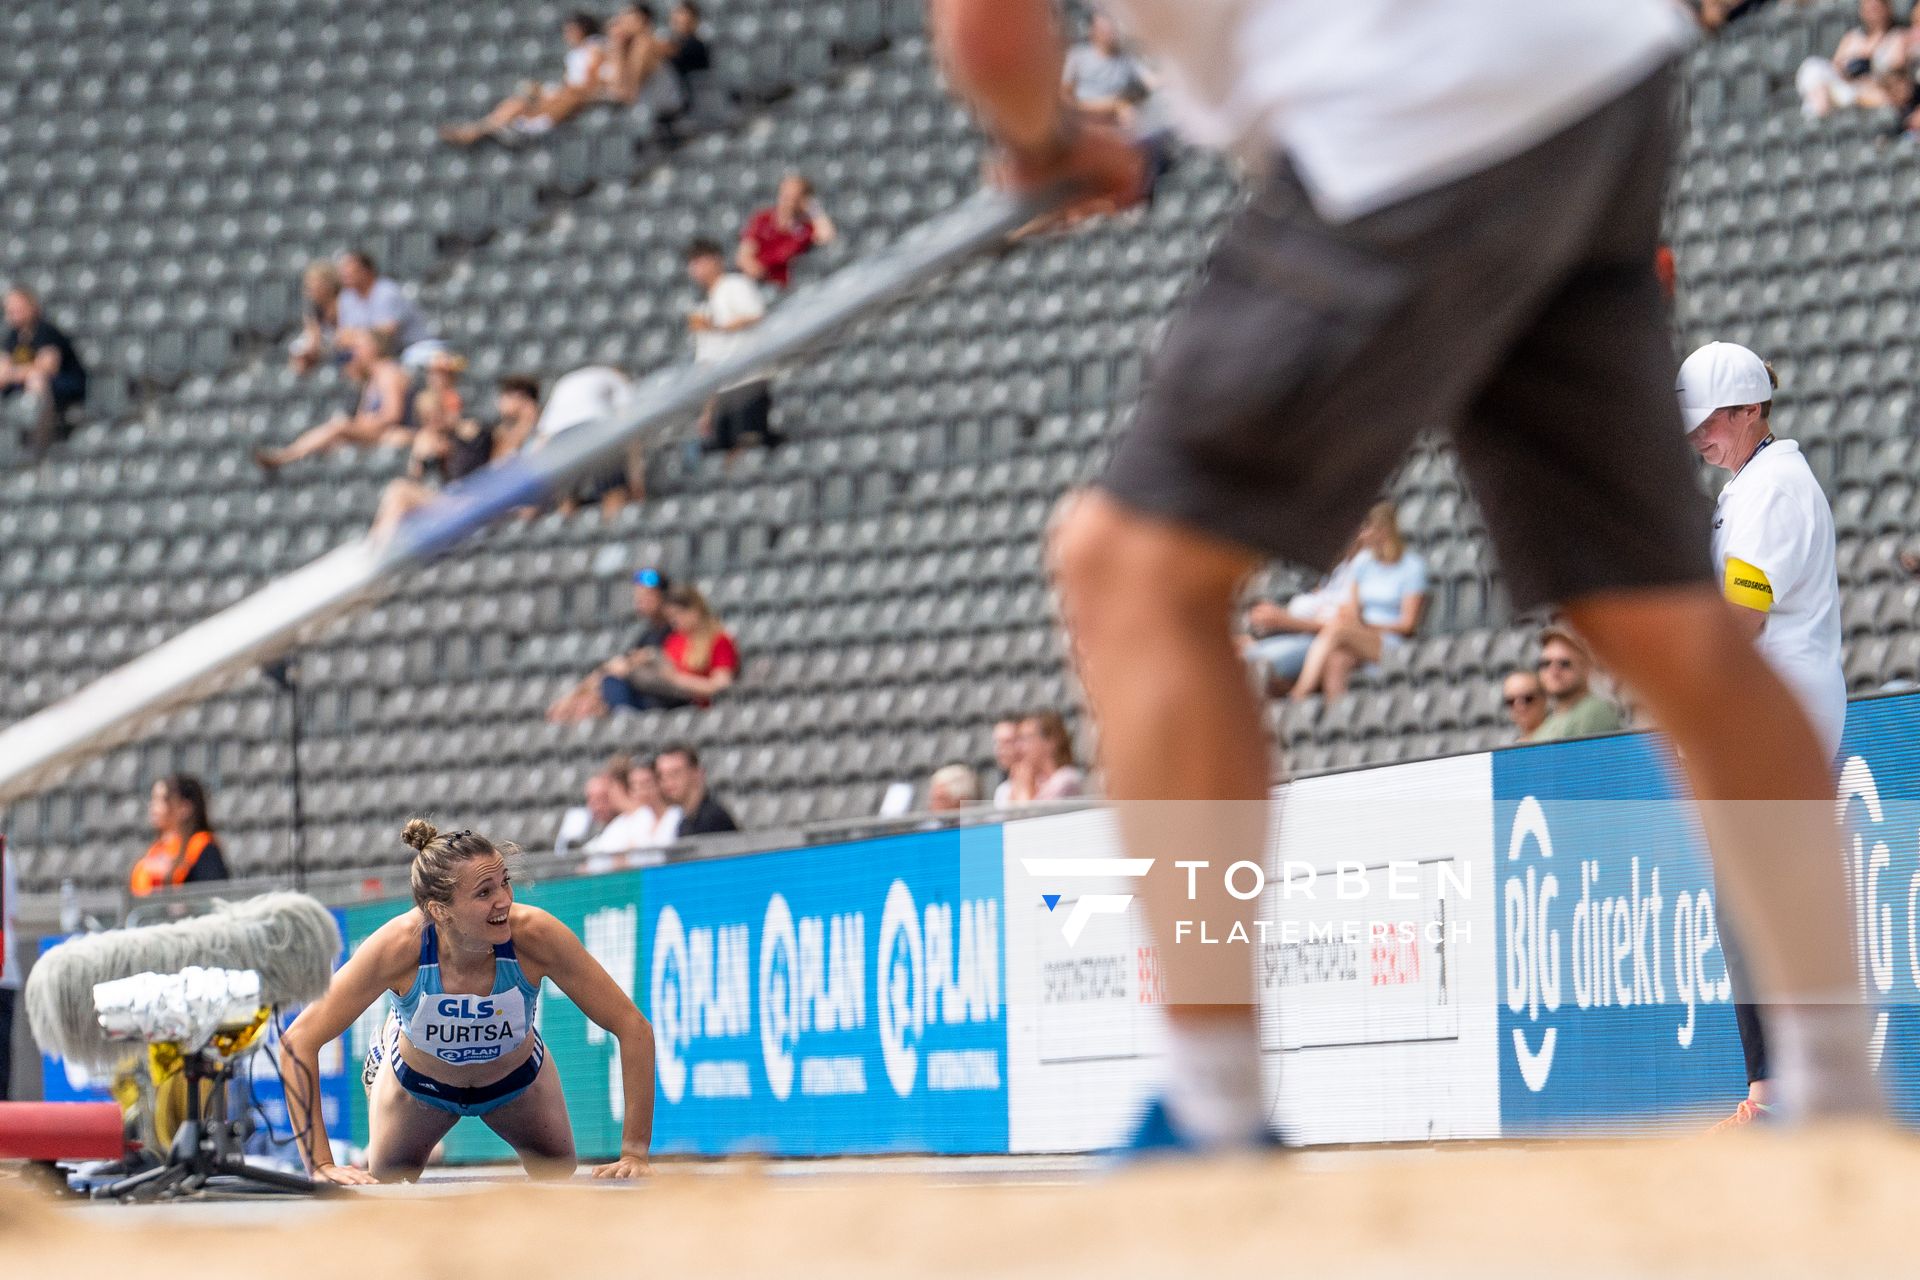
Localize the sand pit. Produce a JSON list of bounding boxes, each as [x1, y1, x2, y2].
[[3, 1130, 1913, 1278]]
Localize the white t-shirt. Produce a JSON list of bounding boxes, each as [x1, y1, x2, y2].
[[563, 37, 608, 89], [585, 805, 683, 855], [337, 277, 435, 350], [535, 366, 634, 441], [1095, 0, 1694, 221], [693, 274, 767, 366], [1711, 438, 1846, 756]]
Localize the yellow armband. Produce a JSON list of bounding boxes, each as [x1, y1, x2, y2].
[[1723, 557, 1774, 612]]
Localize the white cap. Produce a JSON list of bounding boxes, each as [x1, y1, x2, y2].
[[1675, 341, 1772, 432]]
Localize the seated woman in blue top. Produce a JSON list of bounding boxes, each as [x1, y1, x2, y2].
[[280, 820, 654, 1184], [1291, 501, 1428, 702]]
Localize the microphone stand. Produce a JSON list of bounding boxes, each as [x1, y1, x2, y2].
[[261, 657, 306, 891]]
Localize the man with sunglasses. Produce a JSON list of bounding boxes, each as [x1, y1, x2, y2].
[[1531, 624, 1623, 742], [1501, 669, 1549, 742]]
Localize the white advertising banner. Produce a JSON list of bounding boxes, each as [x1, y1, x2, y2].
[[1004, 754, 1500, 1152]]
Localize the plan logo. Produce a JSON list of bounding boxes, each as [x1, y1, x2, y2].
[[1021, 858, 1153, 945]]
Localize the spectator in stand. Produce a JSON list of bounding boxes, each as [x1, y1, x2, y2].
[[606, 3, 684, 116], [607, 4, 664, 99], [254, 328, 413, 476], [1240, 540, 1362, 697], [129, 776, 230, 897], [1531, 623, 1623, 741], [656, 743, 739, 835], [665, 2, 712, 87], [1695, 0, 1782, 31], [687, 239, 781, 459], [1002, 710, 1088, 807], [737, 174, 837, 289], [1502, 669, 1550, 742], [1, 286, 87, 460], [288, 262, 343, 375], [1062, 13, 1154, 127], [927, 764, 983, 812], [529, 363, 647, 513], [588, 755, 684, 856], [554, 763, 627, 855], [441, 12, 616, 145], [600, 584, 740, 711], [549, 567, 675, 721], [334, 249, 442, 370], [989, 717, 1023, 807], [410, 348, 466, 436], [1796, 0, 1908, 117], [1290, 502, 1428, 702], [371, 372, 540, 537]]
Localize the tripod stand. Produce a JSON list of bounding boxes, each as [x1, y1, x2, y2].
[[96, 1040, 324, 1200]]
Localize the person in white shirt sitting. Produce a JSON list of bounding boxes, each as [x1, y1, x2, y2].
[[585, 755, 683, 864], [1291, 502, 1428, 702], [554, 765, 626, 856], [686, 238, 780, 461], [441, 12, 617, 145], [1240, 537, 1361, 697]]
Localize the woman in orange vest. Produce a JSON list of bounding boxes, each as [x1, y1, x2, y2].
[[129, 775, 230, 897]]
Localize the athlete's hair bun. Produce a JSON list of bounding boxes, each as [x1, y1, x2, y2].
[[401, 818, 439, 853]]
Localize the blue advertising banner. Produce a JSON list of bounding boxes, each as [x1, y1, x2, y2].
[[643, 825, 1009, 1155], [36, 935, 116, 1105], [1495, 692, 1920, 1133]]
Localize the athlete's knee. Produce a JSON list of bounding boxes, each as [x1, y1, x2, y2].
[[1050, 491, 1249, 631], [524, 1153, 578, 1180], [370, 1158, 428, 1183]]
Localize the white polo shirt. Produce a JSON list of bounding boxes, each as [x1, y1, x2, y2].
[[1711, 437, 1847, 756], [693, 274, 767, 366], [534, 366, 634, 441], [1096, 0, 1693, 221]]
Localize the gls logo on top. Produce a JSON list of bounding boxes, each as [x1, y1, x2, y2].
[[643, 828, 1010, 1155]]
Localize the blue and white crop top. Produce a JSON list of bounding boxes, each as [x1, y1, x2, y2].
[[391, 923, 541, 1067]]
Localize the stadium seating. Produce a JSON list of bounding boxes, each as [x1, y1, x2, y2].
[[4, 0, 1916, 892]]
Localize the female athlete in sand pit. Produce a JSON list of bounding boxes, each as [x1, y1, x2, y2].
[[280, 820, 654, 1183]]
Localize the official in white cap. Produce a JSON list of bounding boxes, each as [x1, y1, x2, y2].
[[1677, 340, 1846, 1129], [1678, 342, 1846, 756]]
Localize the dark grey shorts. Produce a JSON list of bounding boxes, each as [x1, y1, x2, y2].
[[1101, 63, 1711, 611]]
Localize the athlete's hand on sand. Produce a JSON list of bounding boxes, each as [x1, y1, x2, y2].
[[995, 115, 1148, 229], [594, 1154, 652, 1179], [315, 1162, 378, 1186]]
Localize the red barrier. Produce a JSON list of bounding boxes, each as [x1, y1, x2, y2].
[[0, 1102, 125, 1161]]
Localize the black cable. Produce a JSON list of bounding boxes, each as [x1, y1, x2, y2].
[[253, 1014, 322, 1166]]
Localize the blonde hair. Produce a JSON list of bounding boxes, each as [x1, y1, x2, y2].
[[401, 819, 518, 914], [1366, 501, 1406, 563], [302, 261, 340, 296], [665, 584, 724, 671], [929, 763, 981, 805]]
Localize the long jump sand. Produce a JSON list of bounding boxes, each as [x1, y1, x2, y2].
[[3, 1129, 1912, 1278]]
